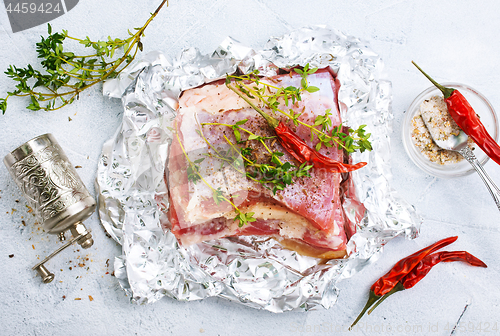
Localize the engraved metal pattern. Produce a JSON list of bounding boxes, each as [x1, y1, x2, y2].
[[458, 146, 476, 161], [8, 142, 90, 222], [5, 134, 96, 283]]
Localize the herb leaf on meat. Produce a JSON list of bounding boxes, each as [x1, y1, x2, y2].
[[234, 211, 256, 228]]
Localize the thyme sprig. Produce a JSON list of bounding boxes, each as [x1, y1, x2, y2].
[[226, 64, 318, 115], [226, 65, 372, 154], [0, 0, 168, 114]]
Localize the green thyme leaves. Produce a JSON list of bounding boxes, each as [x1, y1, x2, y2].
[[332, 124, 372, 153], [1, 0, 168, 114], [313, 113, 372, 153], [212, 187, 225, 205], [234, 211, 256, 228], [294, 63, 319, 93], [187, 158, 204, 184]]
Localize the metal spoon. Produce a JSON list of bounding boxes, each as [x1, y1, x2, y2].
[[421, 111, 500, 211]]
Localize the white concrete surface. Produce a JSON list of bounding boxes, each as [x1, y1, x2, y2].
[[1, 1, 499, 335]]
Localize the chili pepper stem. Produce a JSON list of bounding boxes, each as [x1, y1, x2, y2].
[[367, 282, 405, 315], [349, 291, 381, 330], [412, 61, 455, 99]]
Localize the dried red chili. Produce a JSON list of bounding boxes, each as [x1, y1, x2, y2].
[[226, 83, 367, 173], [365, 250, 487, 315], [349, 236, 458, 329], [402, 250, 487, 289], [274, 121, 367, 173], [371, 236, 458, 296], [413, 61, 500, 166]]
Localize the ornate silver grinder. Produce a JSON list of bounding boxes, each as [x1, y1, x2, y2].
[[4, 134, 96, 283]]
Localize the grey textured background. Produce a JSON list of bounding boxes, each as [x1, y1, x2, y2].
[[0, 1, 499, 335]]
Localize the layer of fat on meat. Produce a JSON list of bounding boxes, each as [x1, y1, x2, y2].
[[179, 75, 338, 121], [224, 202, 311, 237], [179, 83, 253, 112]]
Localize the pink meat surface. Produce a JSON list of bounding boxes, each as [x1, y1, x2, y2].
[[167, 69, 349, 255]]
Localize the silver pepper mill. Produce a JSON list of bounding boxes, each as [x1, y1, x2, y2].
[[4, 134, 96, 283]]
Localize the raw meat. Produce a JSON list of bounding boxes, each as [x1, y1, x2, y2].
[[167, 69, 350, 258]]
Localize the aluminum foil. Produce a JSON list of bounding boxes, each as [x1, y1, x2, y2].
[[96, 26, 421, 311]]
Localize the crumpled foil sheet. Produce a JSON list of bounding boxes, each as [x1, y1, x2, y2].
[[96, 26, 422, 311]]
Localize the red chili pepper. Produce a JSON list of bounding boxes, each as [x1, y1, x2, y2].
[[371, 236, 458, 296], [274, 121, 367, 173], [349, 236, 457, 329], [402, 250, 487, 289], [365, 251, 487, 316], [226, 83, 367, 173], [412, 61, 500, 166]]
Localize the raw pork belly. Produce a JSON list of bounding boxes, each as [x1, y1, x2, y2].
[[167, 69, 349, 258]]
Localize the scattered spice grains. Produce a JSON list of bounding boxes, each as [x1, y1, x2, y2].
[[70, 296, 94, 301], [411, 95, 474, 165]]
